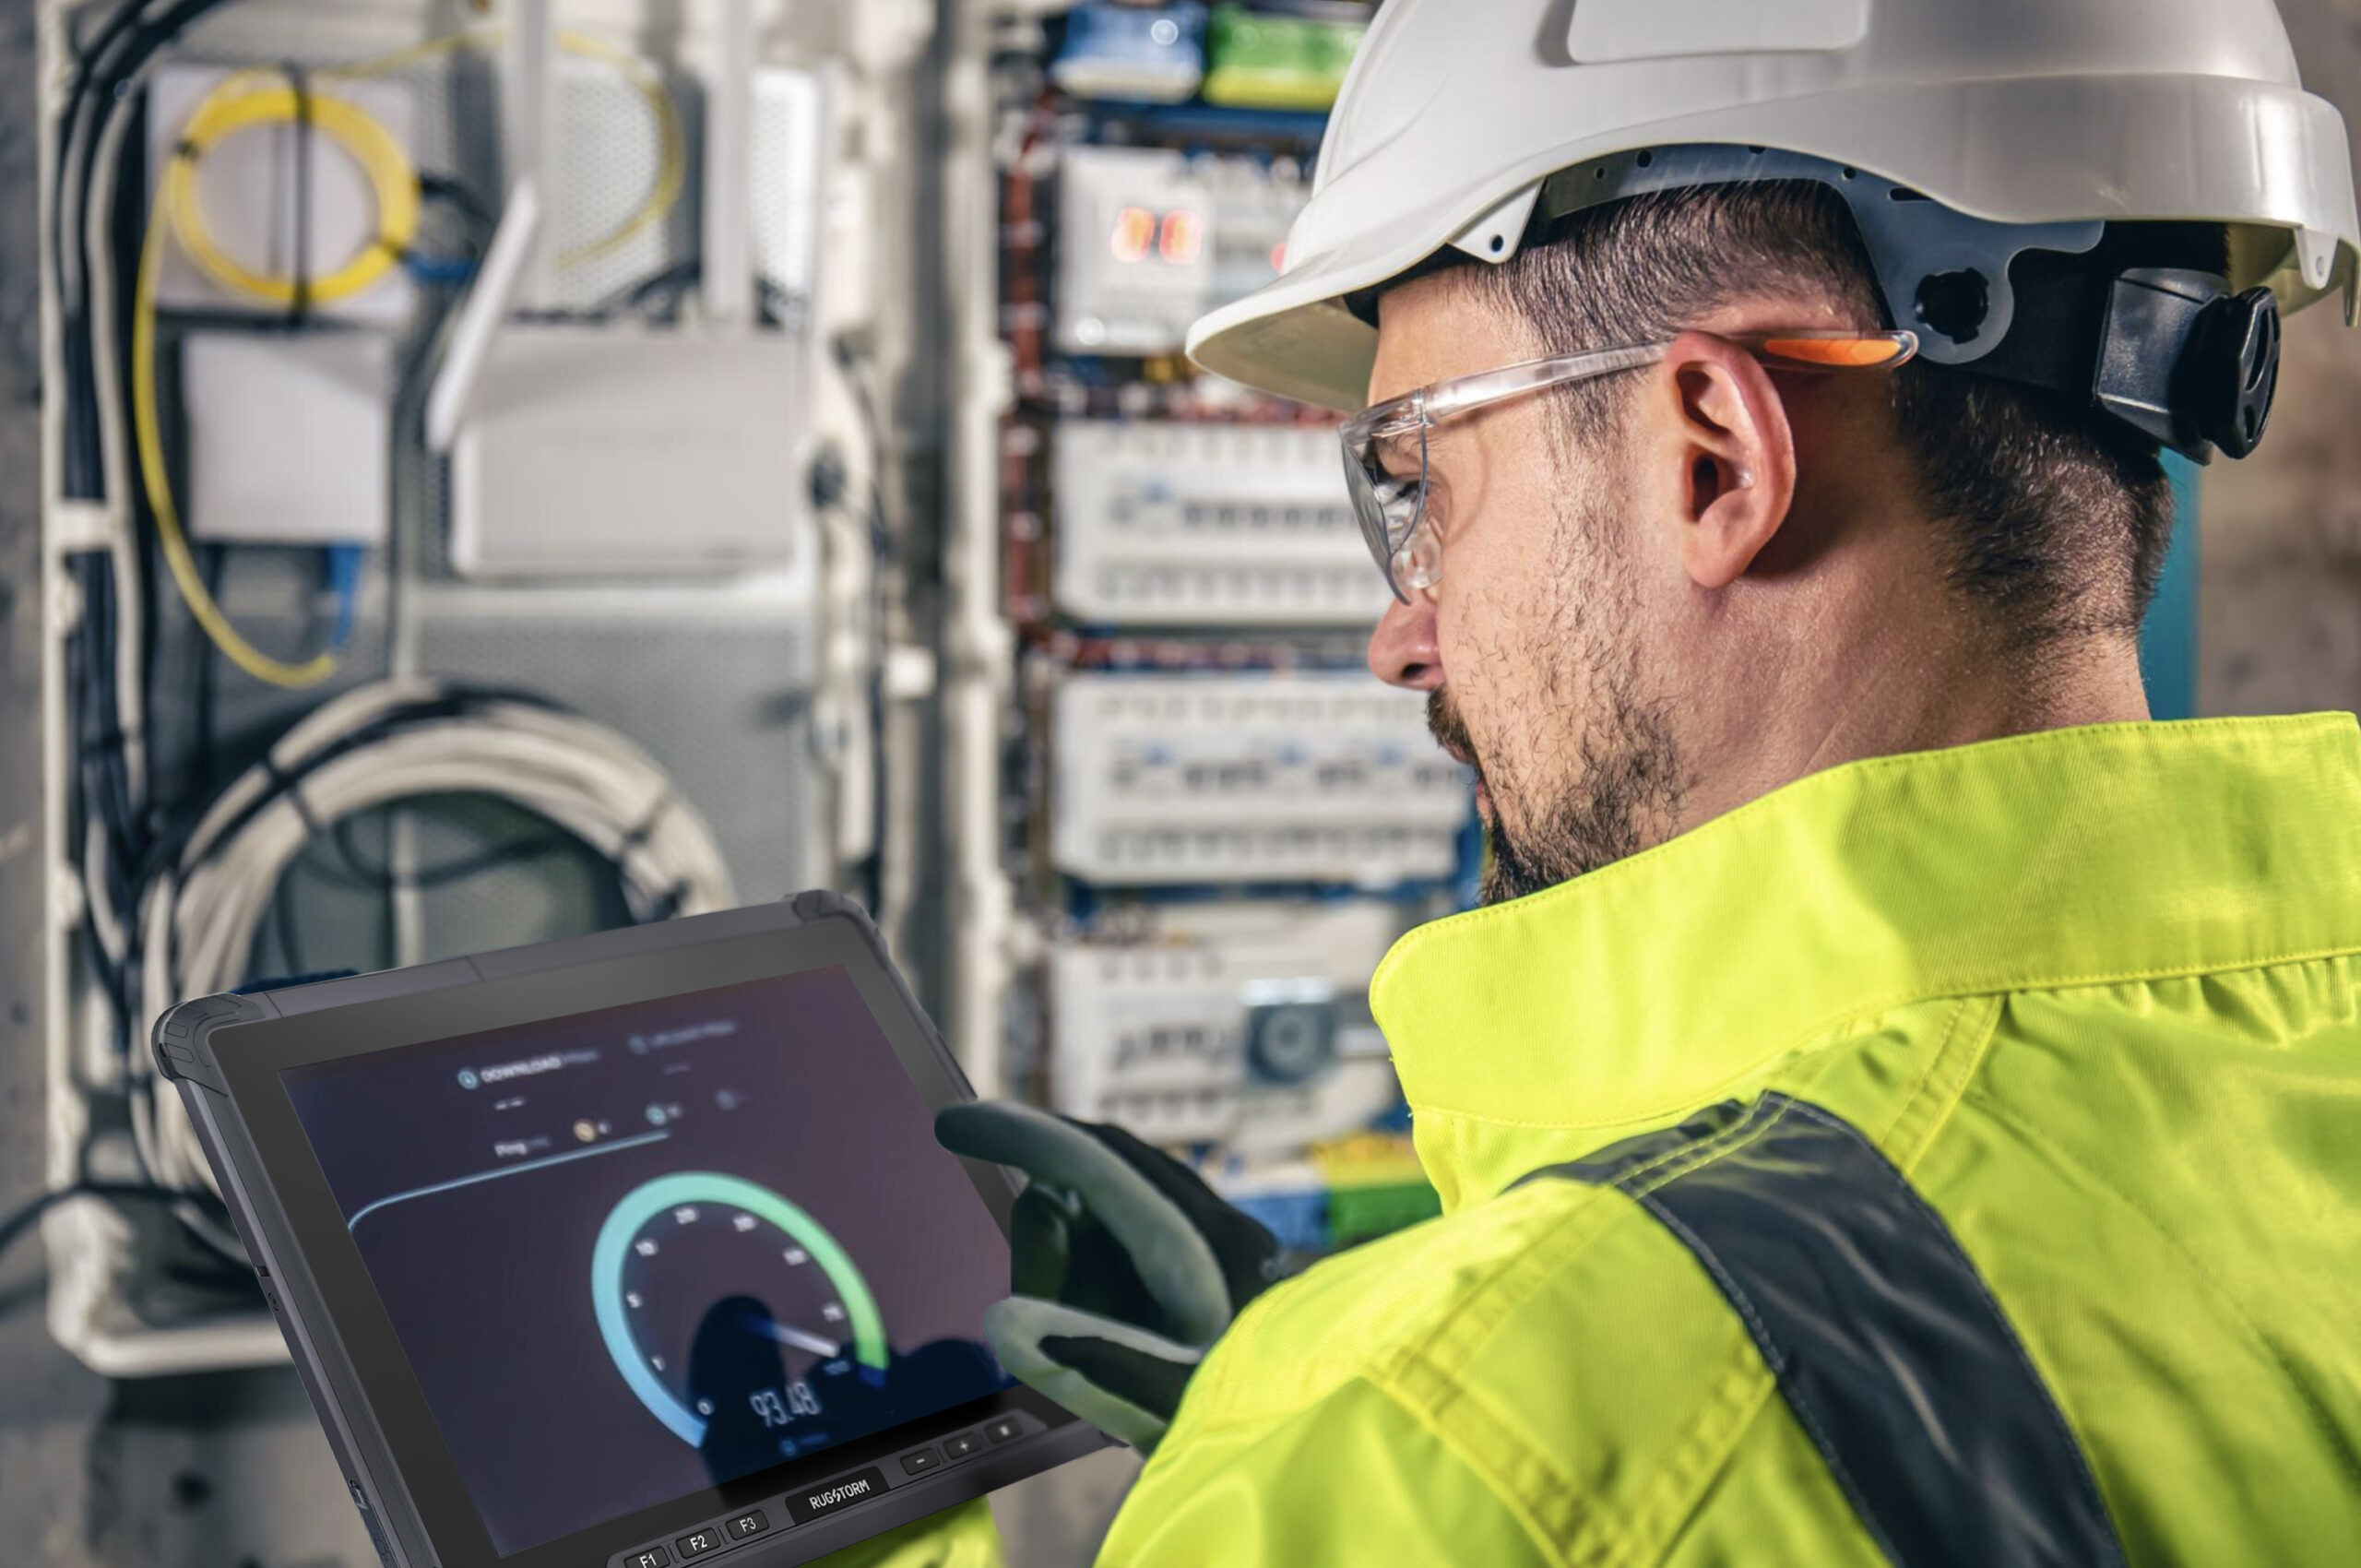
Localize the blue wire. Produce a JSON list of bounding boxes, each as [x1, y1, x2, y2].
[[324, 543, 365, 649], [402, 253, 476, 285]]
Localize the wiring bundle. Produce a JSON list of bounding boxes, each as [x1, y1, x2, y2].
[[30, 0, 704, 1286], [132, 680, 736, 1200]]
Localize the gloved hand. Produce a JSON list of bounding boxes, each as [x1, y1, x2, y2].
[[934, 1101, 1280, 1455]]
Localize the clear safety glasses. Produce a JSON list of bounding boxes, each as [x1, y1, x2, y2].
[[1340, 330, 1920, 602]]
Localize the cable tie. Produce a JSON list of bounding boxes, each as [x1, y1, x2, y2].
[[283, 61, 314, 327], [260, 754, 328, 840], [619, 793, 673, 852]]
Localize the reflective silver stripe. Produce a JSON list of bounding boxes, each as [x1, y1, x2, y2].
[[1518, 1093, 2125, 1568]]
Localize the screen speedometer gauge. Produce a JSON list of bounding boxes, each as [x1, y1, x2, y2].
[[593, 1173, 888, 1449]]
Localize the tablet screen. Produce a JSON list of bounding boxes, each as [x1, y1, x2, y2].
[[279, 965, 1014, 1557]]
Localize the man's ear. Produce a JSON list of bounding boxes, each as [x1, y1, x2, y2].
[[1652, 329, 1797, 590]]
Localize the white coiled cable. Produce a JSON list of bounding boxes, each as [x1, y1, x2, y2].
[[135, 679, 735, 1199]]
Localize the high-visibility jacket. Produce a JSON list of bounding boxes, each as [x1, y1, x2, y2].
[[854, 713, 2361, 1565]]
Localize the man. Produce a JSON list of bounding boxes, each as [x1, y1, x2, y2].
[[877, 0, 2361, 1561]]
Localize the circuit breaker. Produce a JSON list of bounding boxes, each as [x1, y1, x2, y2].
[[1053, 144, 1309, 357], [1055, 145, 1215, 354], [1050, 670, 1468, 886], [1051, 419, 1385, 626], [1047, 901, 1405, 1149]]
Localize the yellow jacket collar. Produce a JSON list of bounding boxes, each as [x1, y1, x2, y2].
[[1373, 714, 2361, 1173]]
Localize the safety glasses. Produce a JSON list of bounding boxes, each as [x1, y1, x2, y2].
[[1340, 330, 1920, 602]]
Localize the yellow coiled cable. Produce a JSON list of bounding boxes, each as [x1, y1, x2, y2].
[[163, 76, 422, 309], [136, 72, 421, 687]]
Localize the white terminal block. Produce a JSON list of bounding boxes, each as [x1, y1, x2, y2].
[[1051, 670, 1471, 887], [1052, 419, 1388, 626], [145, 64, 417, 326], [183, 333, 391, 546], [1048, 901, 1406, 1150]]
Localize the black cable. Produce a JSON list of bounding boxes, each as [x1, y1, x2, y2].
[[271, 859, 307, 977], [283, 60, 313, 327], [317, 814, 599, 892], [57, 0, 242, 500], [53, 0, 157, 500], [187, 542, 226, 806], [617, 256, 704, 312], [417, 173, 495, 238], [829, 338, 899, 921]]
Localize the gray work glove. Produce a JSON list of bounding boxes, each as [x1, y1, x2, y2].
[[934, 1101, 1280, 1454]]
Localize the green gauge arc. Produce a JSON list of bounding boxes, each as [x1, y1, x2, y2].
[[592, 1171, 889, 1447]]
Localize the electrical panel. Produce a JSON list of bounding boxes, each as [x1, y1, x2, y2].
[[988, 2, 1437, 1274], [36, 0, 864, 1387], [1046, 901, 1406, 1152], [1050, 419, 1386, 626], [1050, 670, 1468, 887], [1053, 145, 1308, 357]]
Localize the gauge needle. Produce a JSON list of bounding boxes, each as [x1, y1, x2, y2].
[[752, 1321, 843, 1359]]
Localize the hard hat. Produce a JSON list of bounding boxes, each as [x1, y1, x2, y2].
[[1186, 0, 2359, 459]]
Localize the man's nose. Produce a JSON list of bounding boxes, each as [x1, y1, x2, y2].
[[1368, 592, 1442, 691]]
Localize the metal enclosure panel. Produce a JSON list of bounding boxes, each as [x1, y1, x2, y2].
[[447, 329, 817, 579]]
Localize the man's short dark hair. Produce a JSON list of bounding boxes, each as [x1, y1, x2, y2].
[[1455, 182, 2201, 643]]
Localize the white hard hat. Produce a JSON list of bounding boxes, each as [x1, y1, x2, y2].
[[1187, 0, 2360, 455]]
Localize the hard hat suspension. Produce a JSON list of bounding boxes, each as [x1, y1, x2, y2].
[[1489, 145, 2282, 463]]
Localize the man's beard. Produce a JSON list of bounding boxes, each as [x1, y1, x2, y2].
[[1428, 647, 1683, 904]]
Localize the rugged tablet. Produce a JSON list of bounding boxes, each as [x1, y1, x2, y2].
[[152, 892, 1108, 1568]]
